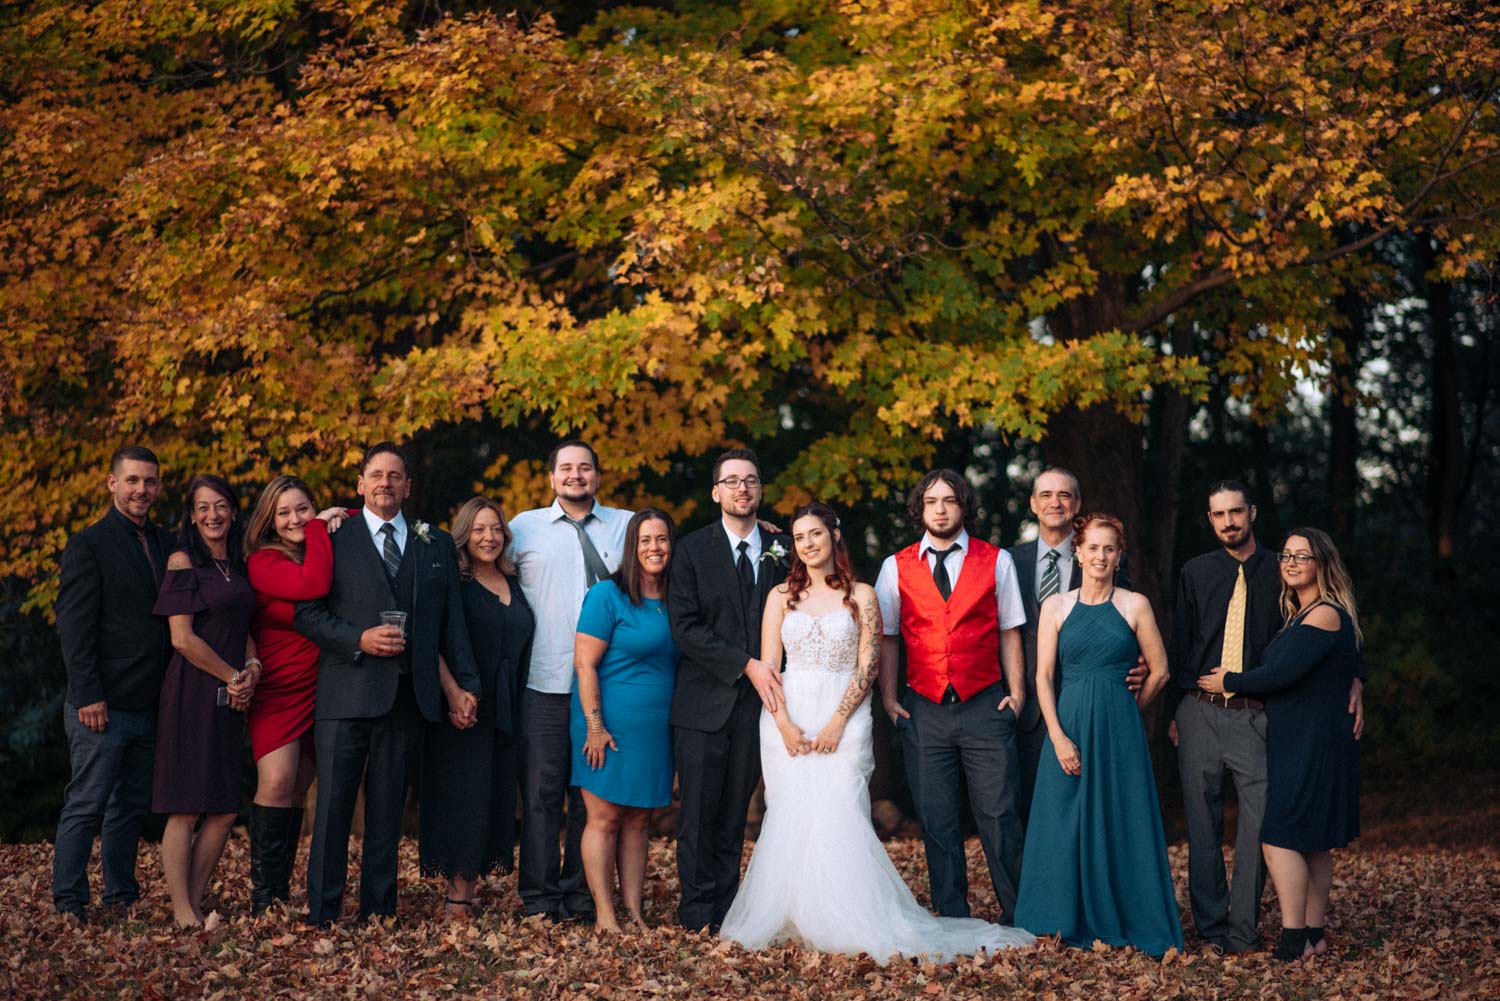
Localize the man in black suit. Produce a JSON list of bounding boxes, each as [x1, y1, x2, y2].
[[1008, 466, 1137, 829], [53, 445, 175, 921], [296, 442, 480, 924], [668, 447, 790, 932]]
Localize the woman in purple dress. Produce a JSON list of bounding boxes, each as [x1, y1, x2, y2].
[[153, 474, 258, 926]]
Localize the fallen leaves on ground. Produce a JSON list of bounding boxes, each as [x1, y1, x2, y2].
[[3, 789, 1497, 1000]]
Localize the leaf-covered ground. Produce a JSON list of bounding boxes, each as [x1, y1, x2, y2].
[[4, 780, 1497, 1000]]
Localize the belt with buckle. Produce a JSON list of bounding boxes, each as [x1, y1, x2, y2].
[[1191, 689, 1264, 712]]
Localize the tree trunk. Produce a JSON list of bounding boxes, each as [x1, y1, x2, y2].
[[1143, 323, 1194, 619], [1422, 241, 1463, 599], [1327, 288, 1365, 551], [1043, 272, 1172, 616]]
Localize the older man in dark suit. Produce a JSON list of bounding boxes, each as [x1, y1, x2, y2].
[[668, 447, 790, 933], [296, 442, 480, 925], [53, 445, 175, 922]]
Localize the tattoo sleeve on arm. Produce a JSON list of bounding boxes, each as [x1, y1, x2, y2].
[[834, 594, 883, 719]]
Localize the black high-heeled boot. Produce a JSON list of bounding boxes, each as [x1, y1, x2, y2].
[[266, 807, 304, 904], [1306, 925, 1326, 953], [248, 804, 274, 914], [1273, 927, 1309, 961]]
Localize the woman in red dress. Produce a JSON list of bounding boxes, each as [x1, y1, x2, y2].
[[243, 475, 345, 913]]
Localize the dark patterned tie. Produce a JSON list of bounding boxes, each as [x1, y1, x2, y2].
[[378, 522, 401, 580], [931, 546, 955, 600], [736, 540, 756, 602], [1039, 549, 1061, 602], [135, 528, 159, 584], [564, 514, 611, 589]]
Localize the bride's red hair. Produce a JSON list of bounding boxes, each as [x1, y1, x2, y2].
[[783, 502, 860, 620]]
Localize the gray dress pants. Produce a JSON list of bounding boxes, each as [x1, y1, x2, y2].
[[1175, 695, 1268, 952], [899, 682, 1023, 923]]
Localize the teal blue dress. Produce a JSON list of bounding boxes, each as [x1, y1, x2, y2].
[[1014, 597, 1184, 956], [569, 580, 679, 808]]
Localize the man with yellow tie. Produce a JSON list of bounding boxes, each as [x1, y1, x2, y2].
[[1165, 480, 1364, 955]]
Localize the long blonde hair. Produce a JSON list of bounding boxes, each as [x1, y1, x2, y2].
[[1279, 526, 1363, 647], [245, 475, 317, 564], [451, 496, 517, 578]]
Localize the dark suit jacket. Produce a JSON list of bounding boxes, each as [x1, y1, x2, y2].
[[1009, 536, 1131, 732], [295, 512, 479, 724], [668, 523, 790, 733], [55, 507, 174, 712]]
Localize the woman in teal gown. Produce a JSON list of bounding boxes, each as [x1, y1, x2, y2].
[[1014, 513, 1184, 956]]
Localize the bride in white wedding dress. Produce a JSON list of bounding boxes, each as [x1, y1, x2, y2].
[[720, 503, 1034, 963]]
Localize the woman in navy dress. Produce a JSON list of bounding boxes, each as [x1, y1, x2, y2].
[[1200, 527, 1362, 961], [1015, 513, 1184, 956], [153, 475, 258, 927], [571, 508, 680, 933], [420, 497, 535, 920]]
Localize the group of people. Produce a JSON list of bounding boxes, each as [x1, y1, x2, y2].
[[52, 441, 1364, 965]]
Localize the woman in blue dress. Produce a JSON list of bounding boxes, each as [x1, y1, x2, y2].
[[1199, 527, 1362, 961], [571, 508, 680, 933], [1014, 512, 1184, 956]]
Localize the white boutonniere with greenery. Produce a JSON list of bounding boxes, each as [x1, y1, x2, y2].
[[761, 541, 788, 567], [413, 520, 433, 544]]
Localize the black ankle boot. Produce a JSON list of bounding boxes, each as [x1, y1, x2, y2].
[[267, 807, 303, 904], [249, 804, 274, 914], [1273, 927, 1309, 961], [1306, 925, 1326, 952]]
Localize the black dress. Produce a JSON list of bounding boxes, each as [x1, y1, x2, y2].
[[420, 574, 535, 878], [151, 560, 256, 815], [1224, 605, 1361, 852]]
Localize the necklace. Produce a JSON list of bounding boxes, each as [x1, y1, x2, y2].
[[212, 558, 232, 582]]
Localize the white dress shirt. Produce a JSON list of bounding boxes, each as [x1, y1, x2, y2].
[[874, 529, 1027, 636], [508, 498, 633, 694], [1035, 531, 1075, 599], [723, 520, 764, 583], [362, 507, 408, 557]]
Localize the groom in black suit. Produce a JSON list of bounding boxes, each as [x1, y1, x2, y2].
[[296, 442, 480, 924], [668, 448, 790, 932]]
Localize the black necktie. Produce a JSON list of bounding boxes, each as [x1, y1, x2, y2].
[[931, 546, 955, 600], [135, 528, 160, 584], [736, 540, 756, 602], [379, 523, 401, 581]]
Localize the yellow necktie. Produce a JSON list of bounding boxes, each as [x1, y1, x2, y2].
[[1219, 564, 1246, 699]]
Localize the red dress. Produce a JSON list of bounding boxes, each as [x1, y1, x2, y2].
[[246, 517, 333, 761]]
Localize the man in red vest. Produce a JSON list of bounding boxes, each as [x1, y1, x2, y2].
[[875, 469, 1028, 923]]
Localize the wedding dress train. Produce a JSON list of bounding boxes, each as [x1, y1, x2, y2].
[[720, 608, 1035, 963]]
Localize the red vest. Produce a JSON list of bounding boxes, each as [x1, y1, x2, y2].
[[896, 538, 1002, 703]]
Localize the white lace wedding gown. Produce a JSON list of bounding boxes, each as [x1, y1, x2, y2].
[[720, 608, 1035, 963]]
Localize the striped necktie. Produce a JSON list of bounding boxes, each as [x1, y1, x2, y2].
[[378, 522, 401, 581], [1038, 549, 1061, 602], [1219, 563, 1247, 697]]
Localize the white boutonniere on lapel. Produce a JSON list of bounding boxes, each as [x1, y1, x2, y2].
[[761, 541, 788, 568], [412, 520, 433, 544]]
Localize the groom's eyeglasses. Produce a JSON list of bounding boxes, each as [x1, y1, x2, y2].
[[1274, 552, 1317, 565], [716, 476, 762, 490]]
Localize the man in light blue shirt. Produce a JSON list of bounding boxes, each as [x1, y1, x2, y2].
[[508, 441, 632, 921]]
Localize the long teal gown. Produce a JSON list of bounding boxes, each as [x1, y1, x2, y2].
[[1014, 596, 1184, 956]]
